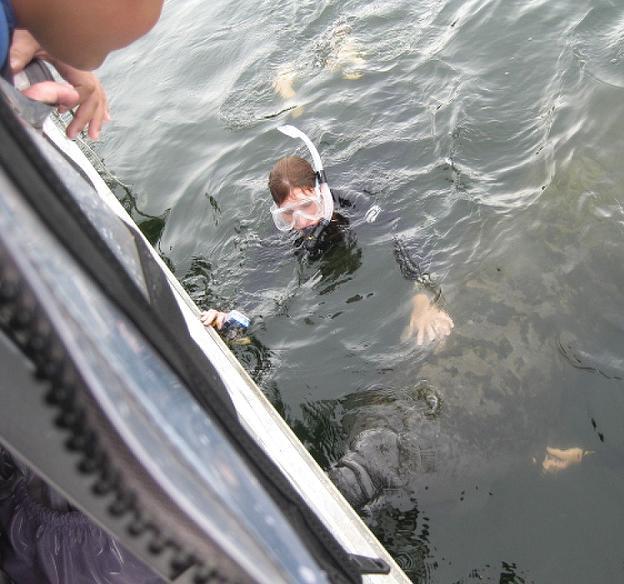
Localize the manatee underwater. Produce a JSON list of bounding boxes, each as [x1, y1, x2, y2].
[[327, 381, 589, 511], [320, 263, 594, 511]]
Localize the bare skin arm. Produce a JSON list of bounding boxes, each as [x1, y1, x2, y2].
[[12, 0, 164, 70]]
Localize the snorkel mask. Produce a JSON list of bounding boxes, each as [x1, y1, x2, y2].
[[271, 125, 335, 232]]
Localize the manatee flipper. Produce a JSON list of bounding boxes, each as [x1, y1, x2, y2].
[[541, 446, 590, 473], [273, 67, 297, 99]]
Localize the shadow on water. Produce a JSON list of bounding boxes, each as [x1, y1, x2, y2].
[[363, 497, 432, 583], [117, 186, 170, 248], [361, 494, 531, 583], [181, 255, 230, 310], [79, 136, 171, 247]]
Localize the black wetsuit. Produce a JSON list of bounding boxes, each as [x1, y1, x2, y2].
[[295, 189, 434, 287]]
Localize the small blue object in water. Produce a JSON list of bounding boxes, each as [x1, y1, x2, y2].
[[223, 310, 251, 332]]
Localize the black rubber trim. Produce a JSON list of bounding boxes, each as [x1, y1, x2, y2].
[[23, 59, 55, 85], [316, 169, 329, 188], [349, 554, 391, 575]]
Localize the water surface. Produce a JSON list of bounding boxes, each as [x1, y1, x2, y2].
[[99, 1, 624, 581]]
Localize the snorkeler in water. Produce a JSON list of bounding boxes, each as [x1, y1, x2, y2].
[[203, 125, 453, 346], [272, 125, 453, 346]]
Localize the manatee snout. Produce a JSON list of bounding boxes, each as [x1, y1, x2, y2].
[[329, 428, 403, 509]]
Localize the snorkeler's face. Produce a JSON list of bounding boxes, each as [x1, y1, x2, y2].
[[274, 187, 322, 231]]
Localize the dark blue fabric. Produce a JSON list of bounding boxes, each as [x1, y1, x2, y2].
[[0, 0, 15, 80], [0, 459, 164, 584]]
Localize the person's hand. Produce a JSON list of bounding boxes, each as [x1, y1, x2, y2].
[[49, 61, 111, 139], [21, 81, 80, 112], [10, 29, 111, 140], [402, 293, 454, 346], [200, 309, 229, 330]]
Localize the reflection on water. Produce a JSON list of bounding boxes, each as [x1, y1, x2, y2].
[[99, 0, 624, 581], [572, 4, 624, 89]]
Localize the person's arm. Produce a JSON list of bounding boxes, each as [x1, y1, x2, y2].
[[393, 236, 454, 346], [12, 0, 163, 70], [10, 29, 111, 139]]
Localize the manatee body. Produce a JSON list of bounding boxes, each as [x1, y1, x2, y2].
[[327, 383, 534, 510]]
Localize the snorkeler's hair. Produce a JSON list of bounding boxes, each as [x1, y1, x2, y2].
[[268, 156, 316, 205]]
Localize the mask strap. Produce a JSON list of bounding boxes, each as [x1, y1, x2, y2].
[[316, 169, 328, 186]]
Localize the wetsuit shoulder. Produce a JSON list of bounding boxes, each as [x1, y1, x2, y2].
[[333, 189, 370, 211]]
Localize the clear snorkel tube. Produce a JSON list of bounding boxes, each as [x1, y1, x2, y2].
[[277, 125, 335, 223]]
